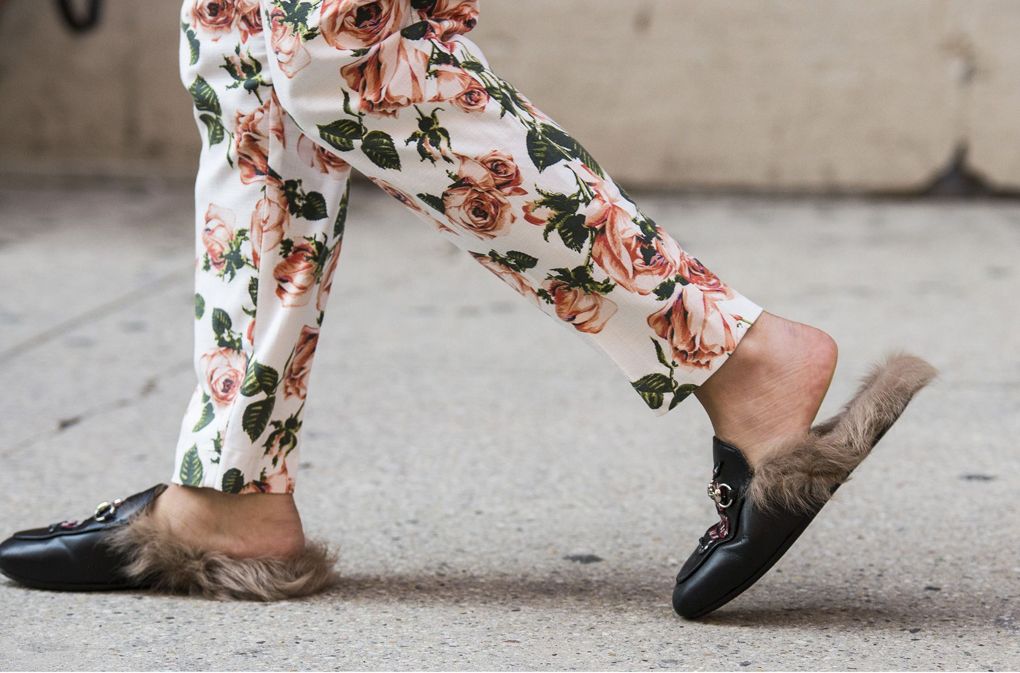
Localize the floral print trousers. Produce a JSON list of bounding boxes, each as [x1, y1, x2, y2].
[[173, 0, 763, 494]]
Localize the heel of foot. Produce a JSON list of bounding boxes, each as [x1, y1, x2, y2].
[[106, 511, 339, 601], [747, 352, 937, 513]]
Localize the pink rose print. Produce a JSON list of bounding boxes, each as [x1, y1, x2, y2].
[[234, 98, 282, 184], [251, 179, 289, 268], [341, 37, 431, 116], [201, 204, 236, 271], [200, 346, 247, 406], [430, 66, 489, 113], [473, 253, 540, 305], [190, 0, 236, 39], [677, 251, 731, 295], [582, 168, 682, 295], [298, 135, 351, 175], [542, 279, 617, 334], [370, 177, 453, 233], [240, 462, 294, 494], [316, 242, 342, 312], [273, 241, 318, 307], [320, 0, 405, 51], [236, 0, 263, 41], [283, 324, 319, 399], [442, 184, 514, 239], [422, 0, 479, 41], [647, 284, 739, 369], [269, 7, 312, 78], [456, 151, 526, 196]]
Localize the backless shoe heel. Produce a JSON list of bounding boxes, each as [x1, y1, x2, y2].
[[672, 353, 937, 619], [0, 483, 339, 600]]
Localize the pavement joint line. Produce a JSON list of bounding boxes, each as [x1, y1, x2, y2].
[[0, 269, 188, 363], [1, 358, 194, 457]]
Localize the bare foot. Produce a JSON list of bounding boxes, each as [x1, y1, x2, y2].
[[149, 484, 306, 559], [695, 311, 838, 467]]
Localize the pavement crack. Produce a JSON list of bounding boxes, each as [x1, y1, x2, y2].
[[0, 270, 186, 363], [2, 358, 193, 456]]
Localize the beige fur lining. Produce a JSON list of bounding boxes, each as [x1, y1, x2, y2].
[[747, 353, 937, 514], [105, 510, 339, 601]]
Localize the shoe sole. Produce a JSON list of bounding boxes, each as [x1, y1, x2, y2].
[[0, 569, 136, 592]]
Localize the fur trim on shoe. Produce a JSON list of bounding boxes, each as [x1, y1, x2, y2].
[[747, 352, 937, 514], [105, 509, 339, 601]]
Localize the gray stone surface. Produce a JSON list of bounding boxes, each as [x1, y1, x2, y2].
[[0, 180, 1017, 671]]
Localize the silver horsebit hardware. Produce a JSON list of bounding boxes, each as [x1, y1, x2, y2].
[[93, 498, 124, 522], [707, 481, 733, 508], [53, 496, 124, 529]]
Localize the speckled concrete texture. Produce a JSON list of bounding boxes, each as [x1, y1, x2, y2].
[[0, 181, 1017, 671]]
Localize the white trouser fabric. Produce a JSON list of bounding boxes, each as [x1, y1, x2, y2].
[[173, 0, 763, 493]]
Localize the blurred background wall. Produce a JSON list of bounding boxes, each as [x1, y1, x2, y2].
[[1, 0, 1019, 193]]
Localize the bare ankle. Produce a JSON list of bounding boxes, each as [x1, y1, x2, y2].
[[695, 312, 838, 463], [151, 484, 306, 559]]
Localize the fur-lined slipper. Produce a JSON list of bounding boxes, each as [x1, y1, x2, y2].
[[672, 353, 937, 619], [0, 483, 338, 601]]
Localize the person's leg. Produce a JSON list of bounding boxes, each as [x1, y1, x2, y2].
[[261, 0, 836, 459], [156, 0, 353, 557]]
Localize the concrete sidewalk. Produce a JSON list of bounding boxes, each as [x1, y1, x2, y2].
[[0, 180, 1017, 671]]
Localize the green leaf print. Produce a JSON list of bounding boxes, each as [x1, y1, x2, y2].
[[192, 399, 215, 432], [283, 179, 327, 220], [361, 130, 402, 170], [568, 138, 604, 177], [635, 214, 660, 240], [189, 76, 221, 116], [199, 113, 225, 146], [400, 21, 429, 40], [241, 361, 280, 397], [631, 373, 673, 410], [276, 0, 314, 31], [542, 124, 603, 176], [526, 127, 568, 172], [181, 22, 200, 66], [556, 213, 588, 252], [248, 277, 259, 308], [486, 249, 538, 273], [210, 431, 223, 464], [221, 468, 245, 494], [653, 277, 676, 301], [242, 396, 276, 441], [317, 119, 363, 152], [547, 265, 614, 295], [334, 185, 349, 239], [194, 293, 205, 319], [417, 193, 445, 214], [179, 445, 204, 486], [636, 389, 664, 410], [504, 251, 539, 271], [211, 308, 232, 338], [632, 373, 673, 391], [302, 191, 328, 221], [668, 384, 698, 410], [541, 124, 573, 150], [652, 337, 671, 368]]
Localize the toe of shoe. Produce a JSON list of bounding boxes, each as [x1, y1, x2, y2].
[[672, 573, 723, 620], [0, 535, 29, 582]]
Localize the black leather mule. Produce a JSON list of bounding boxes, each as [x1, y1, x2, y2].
[[673, 354, 936, 619], [0, 484, 167, 591], [0, 482, 338, 600]]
